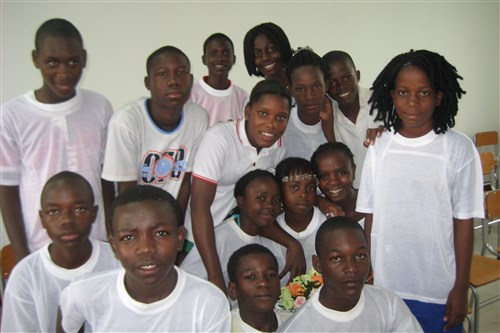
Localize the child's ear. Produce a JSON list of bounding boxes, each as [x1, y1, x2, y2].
[[201, 54, 207, 66], [144, 76, 151, 91], [82, 49, 87, 69], [108, 235, 119, 258], [90, 205, 98, 224], [236, 195, 244, 210], [356, 70, 361, 82], [39, 210, 47, 229], [244, 104, 251, 120], [312, 254, 322, 274], [436, 91, 444, 106], [176, 226, 186, 252], [32, 50, 41, 69], [232, 54, 236, 65], [227, 281, 238, 300]]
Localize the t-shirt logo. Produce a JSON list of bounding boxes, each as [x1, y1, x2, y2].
[[140, 147, 187, 184]]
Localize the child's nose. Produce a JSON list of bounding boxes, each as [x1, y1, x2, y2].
[[136, 236, 156, 256]]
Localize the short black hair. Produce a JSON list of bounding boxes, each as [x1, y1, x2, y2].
[[286, 47, 328, 84], [146, 45, 190, 75], [247, 79, 292, 111], [227, 244, 278, 283], [369, 49, 465, 134], [275, 157, 315, 184], [35, 18, 83, 51], [108, 185, 181, 235], [243, 22, 293, 77], [40, 171, 94, 205], [322, 50, 357, 74], [311, 142, 355, 175], [315, 216, 366, 255], [203, 33, 234, 55]]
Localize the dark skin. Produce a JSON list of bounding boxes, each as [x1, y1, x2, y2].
[[202, 37, 235, 90]]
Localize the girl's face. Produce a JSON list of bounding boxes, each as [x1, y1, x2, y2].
[[390, 65, 443, 138], [244, 94, 289, 150], [281, 172, 317, 217], [316, 150, 355, 203], [237, 177, 282, 229], [253, 33, 283, 79], [290, 65, 326, 122]]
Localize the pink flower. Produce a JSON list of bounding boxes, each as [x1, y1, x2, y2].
[[294, 296, 306, 308]]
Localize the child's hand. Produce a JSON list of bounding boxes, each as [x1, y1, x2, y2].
[[319, 97, 334, 123], [363, 125, 385, 147], [317, 196, 345, 218], [280, 240, 306, 282], [443, 286, 467, 331]]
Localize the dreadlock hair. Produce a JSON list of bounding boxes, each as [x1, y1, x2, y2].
[[322, 50, 357, 74], [369, 49, 465, 134], [225, 169, 278, 218], [108, 185, 181, 235], [146, 45, 190, 75], [243, 22, 293, 77], [311, 142, 356, 176], [286, 47, 328, 84], [315, 216, 366, 256], [227, 244, 278, 283], [275, 157, 316, 186], [35, 18, 83, 51], [203, 32, 234, 55]]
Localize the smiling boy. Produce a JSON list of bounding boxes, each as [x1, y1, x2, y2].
[[57, 185, 230, 332], [102, 46, 208, 216], [189, 33, 249, 126], [278, 217, 422, 332]]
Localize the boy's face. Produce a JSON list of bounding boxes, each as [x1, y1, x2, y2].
[[237, 177, 282, 232], [109, 200, 185, 297], [145, 52, 193, 114], [290, 65, 326, 121], [281, 173, 316, 217], [326, 59, 360, 110], [244, 94, 289, 150], [253, 34, 283, 79], [203, 38, 235, 78], [32, 36, 86, 104], [316, 151, 355, 203], [313, 228, 369, 311], [228, 253, 280, 312], [39, 179, 96, 248], [390, 65, 443, 138]]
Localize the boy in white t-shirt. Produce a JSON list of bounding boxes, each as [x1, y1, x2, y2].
[[0, 18, 113, 262], [102, 45, 208, 217], [278, 217, 422, 332], [1, 171, 119, 333], [189, 33, 249, 126], [57, 185, 230, 332], [228, 244, 292, 332]]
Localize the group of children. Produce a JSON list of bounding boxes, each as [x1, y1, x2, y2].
[[0, 17, 484, 333]]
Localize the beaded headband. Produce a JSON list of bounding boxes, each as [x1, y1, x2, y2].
[[281, 173, 318, 184]]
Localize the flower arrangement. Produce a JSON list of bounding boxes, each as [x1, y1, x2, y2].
[[277, 268, 323, 312]]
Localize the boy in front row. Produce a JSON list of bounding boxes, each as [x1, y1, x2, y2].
[[278, 217, 422, 332], [1, 171, 119, 333], [57, 185, 230, 332]]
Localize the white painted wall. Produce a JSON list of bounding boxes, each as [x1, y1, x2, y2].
[[1, 1, 499, 247]]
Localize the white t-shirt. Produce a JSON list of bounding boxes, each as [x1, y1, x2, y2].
[[181, 216, 286, 287], [282, 104, 327, 160], [277, 285, 423, 332], [1, 239, 119, 333], [331, 88, 380, 188], [231, 308, 292, 333], [0, 90, 113, 251], [189, 77, 249, 127], [276, 207, 326, 271], [60, 266, 231, 332], [102, 98, 208, 198], [356, 129, 484, 303], [185, 119, 286, 241]]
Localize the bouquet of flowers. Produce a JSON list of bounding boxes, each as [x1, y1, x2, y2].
[[277, 268, 323, 312]]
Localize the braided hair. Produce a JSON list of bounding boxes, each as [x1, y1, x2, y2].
[[369, 49, 465, 134], [286, 47, 328, 84]]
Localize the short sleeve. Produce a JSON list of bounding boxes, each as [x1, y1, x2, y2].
[[192, 128, 228, 184], [0, 108, 21, 185], [356, 144, 376, 214]]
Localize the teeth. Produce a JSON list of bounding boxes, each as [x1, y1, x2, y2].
[[329, 188, 343, 194], [141, 265, 156, 270], [264, 63, 275, 70], [262, 132, 274, 138], [339, 91, 350, 98]]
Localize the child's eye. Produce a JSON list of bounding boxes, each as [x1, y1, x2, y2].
[[355, 253, 367, 261], [244, 274, 255, 280], [74, 207, 87, 214], [120, 235, 134, 241], [397, 90, 408, 96], [313, 83, 323, 89], [307, 184, 316, 192], [257, 111, 267, 117], [342, 74, 352, 82], [177, 70, 188, 77], [276, 114, 288, 121], [47, 209, 59, 216], [158, 71, 168, 77], [155, 230, 169, 237], [266, 45, 276, 54], [419, 91, 431, 97], [68, 59, 80, 66], [317, 173, 327, 180], [48, 60, 58, 67], [289, 184, 299, 191], [253, 50, 262, 58], [223, 50, 229, 56], [267, 272, 278, 279], [256, 195, 264, 201], [331, 256, 342, 263], [295, 87, 304, 93], [272, 196, 282, 204]]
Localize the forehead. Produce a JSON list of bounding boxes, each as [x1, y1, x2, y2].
[[37, 36, 84, 55], [253, 33, 274, 47], [42, 179, 92, 204], [245, 176, 278, 192], [321, 228, 366, 251], [318, 149, 351, 164], [150, 52, 190, 69], [250, 93, 290, 112], [291, 65, 324, 82], [327, 59, 355, 73], [112, 200, 177, 229], [237, 253, 277, 273], [395, 65, 431, 85], [206, 38, 233, 51]]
